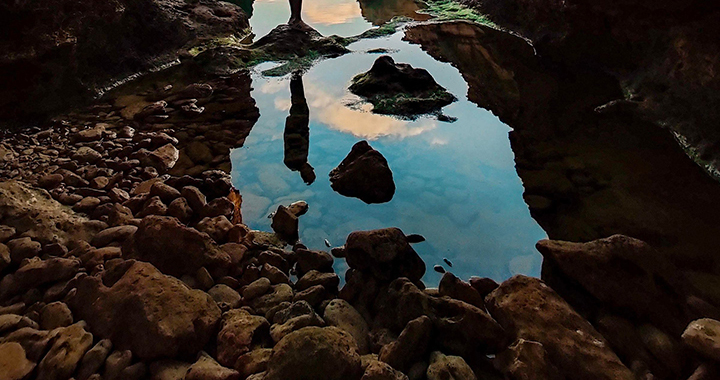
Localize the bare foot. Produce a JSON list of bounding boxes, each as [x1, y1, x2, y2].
[[288, 18, 313, 31]]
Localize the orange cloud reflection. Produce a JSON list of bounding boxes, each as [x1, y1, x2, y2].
[[302, 0, 364, 25]]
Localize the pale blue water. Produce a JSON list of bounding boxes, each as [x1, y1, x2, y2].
[[231, 0, 547, 284]]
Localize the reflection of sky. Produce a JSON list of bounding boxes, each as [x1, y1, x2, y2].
[[232, 29, 548, 285], [251, 0, 372, 38]]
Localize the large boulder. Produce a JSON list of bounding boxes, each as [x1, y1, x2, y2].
[[69, 260, 222, 360], [349, 55, 456, 116], [330, 141, 395, 204], [123, 215, 232, 278], [485, 275, 636, 380], [537, 235, 694, 334], [264, 326, 364, 380], [345, 228, 425, 282]]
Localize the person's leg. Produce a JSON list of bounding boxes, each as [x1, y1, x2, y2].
[[289, 0, 302, 24]]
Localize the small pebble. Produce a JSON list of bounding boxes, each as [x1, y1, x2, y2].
[[406, 234, 425, 243], [433, 265, 446, 274], [443, 258, 453, 267]]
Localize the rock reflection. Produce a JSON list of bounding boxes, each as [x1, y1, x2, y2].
[[357, 0, 431, 25], [283, 72, 316, 184]]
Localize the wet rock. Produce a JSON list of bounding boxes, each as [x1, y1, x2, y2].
[[496, 339, 560, 380], [123, 215, 232, 277], [379, 316, 432, 372], [271, 205, 298, 242], [187, 351, 240, 380], [0, 257, 80, 301], [217, 309, 270, 367], [537, 235, 694, 333], [594, 314, 666, 377], [323, 299, 370, 354], [122, 362, 147, 380], [76, 339, 113, 380], [107, 203, 134, 226], [683, 318, 720, 361], [261, 263, 290, 285], [486, 275, 635, 380], [177, 83, 214, 99], [637, 324, 684, 376], [264, 326, 363, 380], [345, 228, 425, 282], [146, 144, 180, 173], [426, 351, 476, 380], [39, 301, 73, 330], [349, 56, 455, 116], [287, 200, 309, 217], [438, 272, 485, 309], [0, 342, 35, 380], [6, 237, 41, 264], [234, 348, 272, 378], [37, 322, 94, 380], [70, 260, 221, 360], [329, 141, 395, 204]]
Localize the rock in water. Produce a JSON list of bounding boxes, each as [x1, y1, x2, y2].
[[349, 55, 456, 117], [329, 141, 395, 204], [271, 205, 299, 243], [69, 260, 221, 360], [345, 227, 425, 282]]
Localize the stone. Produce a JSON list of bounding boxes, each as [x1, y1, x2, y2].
[[379, 316, 432, 372], [0, 342, 35, 380], [292, 284, 327, 307], [197, 215, 233, 243], [136, 196, 167, 217], [122, 215, 232, 278], [637, 324, 683, 376], [122, 362, 147, 380], [295, 248, 334, 277], [264, 326, 363, 380], [486, 275, 635, 380], [244, 278, 272, 300], [271, 205, 298, 242], [270, 301, 325, 342], [91, 225, 137, 247], [438, 272, 485, 309], [167, 197, 193, 223], [150, 182, 181, 203], [426, 351, 476, 380], [185, 141, 214, 164], [362, 360, 409, 380], [0, 226, 16, 243], [495, 339, 560, 380], [297, 270, 340, 291], [217, 309, 270, 367], [186, 351, 240, 380], [261, 263, 290, 284], [683, 318, 720, 361], [69, 260, 221, 360], [37, 323, 94, 380], [208, 284, 242, 310], [178, 83, 214, 99], [345, 228, 425, 282], [329, 141, 395, 204], [73, 147, 103, 163], [107, 203, 134, 226], [6, 237, 41, 264], [150, 360, 192, 380], [73, 196, 102, 213], [324, 299, 370, 354], [0, 243, 9, 272], [76, 339, 113, 380], [39, 173, 64, 189], [204, 197, 235, 219], [39, 301, 73, 330], [469, 276, 499, 297], [234, 348, 272, 378], [251, 283, 294, 315], [0, 314, 38, 335], [0, 257, 80, 301], [104, 350, 132, 380], [182, 186, 207, 213]]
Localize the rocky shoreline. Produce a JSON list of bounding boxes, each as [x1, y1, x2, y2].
[[1, 73, 720, 379]]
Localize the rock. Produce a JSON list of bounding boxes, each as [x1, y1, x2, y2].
[[261, 263, 290, 285], [0, 257, 80, 301], [122, 215, 232, 278], [91, 225, 137, 247], [73, 196, 102, 213], [167, 197, 193, 223], [438, 272, 485, 308], [72, 125, 106, 143], [39, 301, 73, 330], [324, 299, 370, 354], [0, 314, 39, 335], [264, 326, 363, 380], [485, 275, 635, 380], [76, 339, 113, 380], [177, 83, 214, 99], [73, 147, 103, 163], [293, 284, 327, 307], [468, 277, 499, 297], [594, 314, 666, 377], [270, 301, 325, 342], [150, 182, 181, 203], [426, 351, 476, 380], [362, 360, 409, 380], [536, 235, 693, 334], [329, 141, 395, 204], [150, 360, 192, 380], [187, 351, 241, 380], [297, 270, 340, 291], [0, 327, 54, 362], [496, 339, 560, 380], [147, 144, 180, 173], [234, 348, 272, 378], [197, 215, 233, 243], [244, 278, 272, 300], [0, 226, 16, 243], [37, 323, 94, 380], [182, 186, 207, 214], [0, 342, 35, 380], [108, 188, 130, 203], [39, 173, 64, 189], [107, 203, 134, 226], [204, 197, 235, 219], [217, 309, 270, 367], [104, 349, 132, 380], [69, 260, 221, 360], [683, 318, 720, 361], [379, 316, 432, 372], [295, 248, 334, 277], [122, 362, 147, 380], [6, 237, 41, 264], [208, 284, 242, 310], [0, 243, 9, 272], [185, 141, 214, 164], [345, 228, 425, 282], [637, 324, 683, 376], [349, 56, 455, 116], [136, 196, 167, 217], [271, 205, 298, 242]]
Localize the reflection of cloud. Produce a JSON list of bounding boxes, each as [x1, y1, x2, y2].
[[303, 0, 363, 25], [275, 98, 291, 111], [259, 79, 286, 94], [304, 82, 437, 140], [430, 137, 448, 146]]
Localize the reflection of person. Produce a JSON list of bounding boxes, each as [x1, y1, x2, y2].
[[288, 0, 311, 30], [284, 71, 316, 185]]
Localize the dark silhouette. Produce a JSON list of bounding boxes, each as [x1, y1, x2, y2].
[[283, 72, 316, 184], [288, 0, 311, 30]]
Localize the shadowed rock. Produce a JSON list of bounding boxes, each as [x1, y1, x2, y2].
[[330, 141, 395, 204]]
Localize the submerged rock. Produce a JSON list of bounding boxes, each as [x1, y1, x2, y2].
[[330, 141, 395, 204], [349, 55, 455, 117], [345, 227, 425, 282]]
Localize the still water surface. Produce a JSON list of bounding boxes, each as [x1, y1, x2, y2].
[[231, 0, 547, 284]]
